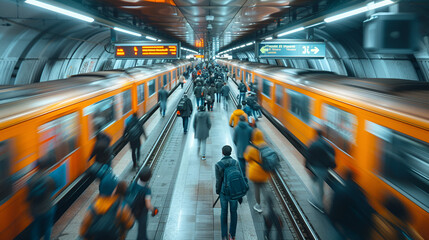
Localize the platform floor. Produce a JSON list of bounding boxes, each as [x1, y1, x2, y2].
[[52, 77, 342, 240]]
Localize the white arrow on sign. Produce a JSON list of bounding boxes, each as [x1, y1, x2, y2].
[[311, 47, 319, 54]]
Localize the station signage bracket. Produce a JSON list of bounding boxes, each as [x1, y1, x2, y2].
[[256, 40, 326, 59], [114, 42, 180, 59]]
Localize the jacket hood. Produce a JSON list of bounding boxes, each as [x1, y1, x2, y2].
[[233, 109, 245, 116], [251, 129, 265, 145]]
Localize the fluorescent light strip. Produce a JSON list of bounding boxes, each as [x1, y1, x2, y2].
[[324, 0, 394, 23], [278, 26, 305, 37], [25, 0, 94, 23], [265, 37, 273, 40], [245, 42, 253, 46], [146, 36, 157, 41], [113, 27, 142, 37]]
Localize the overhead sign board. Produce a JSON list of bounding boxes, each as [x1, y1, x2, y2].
[[194, 55, 204, 58], [257, 40, 325, 58], [115, 43, 179, 59]]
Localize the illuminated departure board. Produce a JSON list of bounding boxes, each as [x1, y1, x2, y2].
[[115, 43, 179, 59]]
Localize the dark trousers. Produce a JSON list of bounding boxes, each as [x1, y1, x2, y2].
[[220, 194, 238, 238], [182, 117, 189, 132], [216, 92, 221, 102], [179, 82, 184, 88], [31, 207, 55, 240], [131, 140, 141, 167], [137, 211, 148, 240]]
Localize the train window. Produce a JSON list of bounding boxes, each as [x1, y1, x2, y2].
[[237, 69, 241, 77], [149, 79, 156, 96], [137, 83, 145, 103], [173, 70, 176, 80], [0, 140, 13, 202], [39, 112, 78, 162], [158, 77, 161, 90], [163, 75, 167, 87], [367, 122, 429, 209], [122, 90, 132, 115], [246, 72, 252, 84], [88, 97, 115, 135], [323, 104, 356, 154], [287, 89, 311, 123], [275, 85, 284, 107], [262, 79, 273, 98]]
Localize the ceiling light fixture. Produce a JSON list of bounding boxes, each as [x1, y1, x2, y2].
[[278, 26, 305, 37], [265, 37, 273, 40], [25, 0, 94, 23], [324, 0, 395, 23], [146, 36, 157, 41], [113, 27, 142, 37], [206, 15, 214, 21]]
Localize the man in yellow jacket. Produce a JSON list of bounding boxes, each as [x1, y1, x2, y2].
[[244, 128, 270, 213], [80, 175, 134, 240], [229, 104, 248, 128]]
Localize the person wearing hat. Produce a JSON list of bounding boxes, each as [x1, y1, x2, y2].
[[193, 105, 211, 160], [80, 175, 134, 240], [26, 157, 57, 240]]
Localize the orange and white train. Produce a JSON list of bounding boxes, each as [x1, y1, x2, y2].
[[219, 59, 429, 238], [0, 60, 192, 239]]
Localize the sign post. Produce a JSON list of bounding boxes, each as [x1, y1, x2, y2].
[[256, 40, 325, 58], [115, 42, 180, 59]]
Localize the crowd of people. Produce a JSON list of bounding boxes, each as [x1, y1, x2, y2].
[[25, 61, 422, 240]]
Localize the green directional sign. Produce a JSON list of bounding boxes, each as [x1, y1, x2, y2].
[[257, 40, 326, 58]]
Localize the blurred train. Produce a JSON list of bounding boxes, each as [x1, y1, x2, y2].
[[219, 59, 429, 238], [0, 60, 192, 239]]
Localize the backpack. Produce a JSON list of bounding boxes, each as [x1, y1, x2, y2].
[[128, 122, 142, 142], [254, 145, 280, 172], [218, 161, 248, 200], [27, 175, 48, 203], [177, 98, 186, 115], [86, 200, 121, 240], [125, 182, 148, 218], [239, 84, 247, 92]]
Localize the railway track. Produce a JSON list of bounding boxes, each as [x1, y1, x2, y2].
[[229, 78, 319, 240]]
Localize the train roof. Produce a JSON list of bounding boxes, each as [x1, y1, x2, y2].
[[0, 61, 190, 129], [223, 59, 429, 127]]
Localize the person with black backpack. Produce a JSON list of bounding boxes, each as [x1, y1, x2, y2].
[[126, 167, 158, 240], [88, 127, 113, 166], [27, 157, 57, 240], [124, 113, 147, 169], [80, 175, 134, 240], [177, 94, 193, 134], [305, 127, 336, 214], [215, 145, 248, 240], [244, 129, 271, 213], [238, 81, 247, 103]]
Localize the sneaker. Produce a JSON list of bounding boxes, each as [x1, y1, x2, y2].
[[253, 203, 263, 213], [307, 199, 325, 214], [201, 155, 206, 161]]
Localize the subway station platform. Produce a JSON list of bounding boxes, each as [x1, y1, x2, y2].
[[51, 79, 342, 240]]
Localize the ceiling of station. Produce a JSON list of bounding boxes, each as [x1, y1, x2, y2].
[[98, 0, 323, 50]]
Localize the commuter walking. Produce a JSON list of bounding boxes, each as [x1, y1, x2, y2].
[[221, 82, 230, 110], [305, 128, 336, 213], [215, 145, 240, 240], [123, 113, 147, 169], [80, 175, 135, 240], [238, 81, 247, 103], [27, 157, 57, 240], [178, 74, 185, 89], [244, 129, 270, 213], [193, 105, 211, 160], [194, 82, 203, 107], [88, 129, 113, 166], [178, 94, 193, 134], [128, 167, 158, 240], [264, 196, 284, 240], [208, 84, 216, 111], [229, 105, 248, 128], [158, 86, 168, 117], [233, 116, 253, 178], [215, 80, 223, 103], [247, 92, 262, 119]]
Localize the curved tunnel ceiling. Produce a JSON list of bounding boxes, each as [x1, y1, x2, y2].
[[95, 0, 329, 49]]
